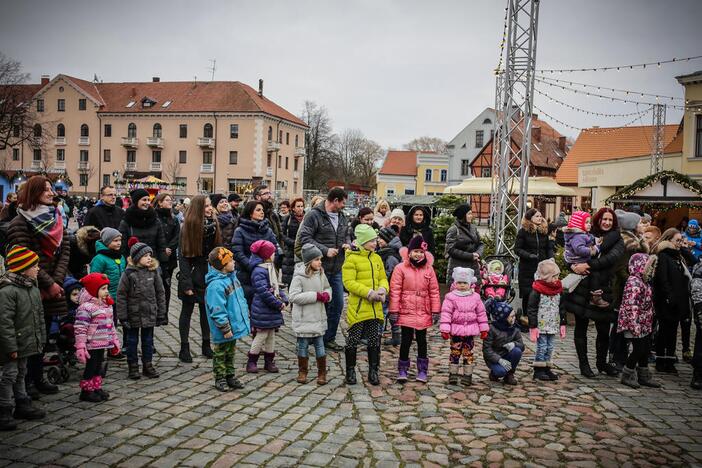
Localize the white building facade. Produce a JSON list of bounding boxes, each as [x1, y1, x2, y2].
[[446, 107, 496, 186]]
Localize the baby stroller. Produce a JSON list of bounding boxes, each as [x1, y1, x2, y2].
[[479, 255, 516, 304], [44, 312, 77, 385]]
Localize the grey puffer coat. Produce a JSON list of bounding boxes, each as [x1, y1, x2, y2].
[[289, 263, 331, 338], [295, 202, 348, 275], [0, 273, 45, 363], [116, 258, 167, 328]]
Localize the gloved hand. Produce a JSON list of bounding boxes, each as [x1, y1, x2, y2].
[[560, 325, 567, 339], [376, 287, 387, 302], [367, 290, 382, 302], [441, 332, 450, 340], [480, 330, 488, 340], [110, 337, 121, 350], [503, 341, 515, 352], [432, 314, 440, 325], [529, 328, 540, 342], [75, 346, 90, 364], [316, 292, 331, 303], [47, 282, 64, 298], [498, 358, 512, 372]]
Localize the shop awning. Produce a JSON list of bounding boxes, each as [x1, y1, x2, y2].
[[444, 177, 576, 196]]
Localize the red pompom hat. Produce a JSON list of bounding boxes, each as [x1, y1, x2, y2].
[[80, 272, 110, 298]]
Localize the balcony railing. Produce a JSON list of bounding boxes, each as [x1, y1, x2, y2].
[[54, 137, 66, 146], [150, 162, 162, 171], [78, 161, 90, 171], [121, 137, 138, 147], [197, 137, 215, 148], [78, 136, 90, 146], [294, 146, 305, 157], [146, 137, 164, 148], [52, 161, 66, 171], [30, 160, 42, 170], [267, 141, 281, 152], [200, 163, 214, 173], [126, 161, 137, 171], [266, 167, 273, 177]]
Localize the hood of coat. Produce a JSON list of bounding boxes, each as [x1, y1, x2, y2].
[[628, 252, 657, 282], [126, 256, 160, 272], [293, 261, 322, 279], [621, 230, 649, 253], [405, 205, 431, 230], [78, 288, 111, 307], [238, 217, 271, 234], [399, 246, 434, 267], [653, 240, 677, 256], [205, 264, 236, 286], [521, 217, 548, 234], [75, 225, 101, 256]]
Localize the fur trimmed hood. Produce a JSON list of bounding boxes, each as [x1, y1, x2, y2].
[[126, 256, 160, 271], [653, 240, 677, 255], [521, 217, 548, 234], [75, 225, 101, 255], [621, 230, 649, 254]]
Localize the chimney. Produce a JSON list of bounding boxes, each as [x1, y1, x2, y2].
[[533, 127, 541, 142], [558, 136, 566, 152], [152, 76, 160, 82], [131, 87, 136, 97], [41, 75, 50, 85], [531, 114, 539, 121], [258, 79, 264, 97]]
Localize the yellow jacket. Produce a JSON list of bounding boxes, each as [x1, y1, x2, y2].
[[342, 246, 389, 327]]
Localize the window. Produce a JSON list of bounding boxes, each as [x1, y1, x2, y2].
[[696, 115, 702, 158], [425, 169, 432, 181], [440, 169, 447, 182], [179, 124, 187, 138], [279, 130, 283, 143], [286, 132, 289, 145], [33, 149, 41, 161], [229, 151, 238, 165], [203, 151, 213, 164], [56, 149, 65, 161], [57, 124, 65, 137], [127, 150, 136, 163], [152, 151, 161, 163], [461, 159, 471, 176], [201, 178, 213, 192], [57, 99, 65, 112], [175, 177, 187, 194], [80, 124, 89, 137], [404, 189, 415, 195], [475, 130, 484, 148], [79, 150, 88, 162], [267, 126, 273, 141], [126, 101, 135, 108], [12, 126, 19, 138], [153, 123, 162, 138], [230, 124, 239, 139], [33, 124, 42, 137], [267, 152, 272, 167], [482, 118, 492, 125], [228, 178, 249, 193], [79, 174, 88, 186], [294, 158, 299, 171], [386, 189, 395, 196], [36, 99, 44, 112], [103, 174, 110, 187], [104, 124, 111, 137], [78, 99, 86, 110], [481, 167, 491, 177], [295, 135, 299, 147], [285, 157, 289, 169], [203, 123, 213, 138], [103, 149, 111, 162], [12, 148, 19, 161], [128, 123, 137, 138], [179, 150, 187, 164], [278, 154, 282, 169]]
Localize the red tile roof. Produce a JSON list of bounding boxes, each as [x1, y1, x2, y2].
[[379, 151, 417, 176], [555, 124, 680, 184]]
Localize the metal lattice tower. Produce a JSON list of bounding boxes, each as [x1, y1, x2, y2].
[[650, 104, 666, 174], [492, 0, 540, 257], [490, 71, 505, 228]]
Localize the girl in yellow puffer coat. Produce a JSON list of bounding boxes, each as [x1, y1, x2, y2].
[[342, 224, 389, 386]]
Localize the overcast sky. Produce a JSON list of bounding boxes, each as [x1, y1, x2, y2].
[[1, 0, 700, 146]]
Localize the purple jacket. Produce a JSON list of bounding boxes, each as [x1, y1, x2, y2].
[[563, 228, 597, 264]]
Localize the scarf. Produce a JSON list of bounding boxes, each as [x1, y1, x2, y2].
[[410, 256, 427, 268], [294, 212, 304, 223], [453, 288, 474, 297], [261, 262, 282, 299], [3, 271, 37, 289], [532, 279, 563, 296], [99, 248, 123, 260], [124, 206, 157, 229], [18, 205, 63, 258]]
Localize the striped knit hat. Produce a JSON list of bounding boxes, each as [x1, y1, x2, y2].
[[6, 246, 39, 273]]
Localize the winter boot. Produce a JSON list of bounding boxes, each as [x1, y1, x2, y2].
[[533, 367, 550, 381], [179, 343, 193, 363], [246, 353, 260, 373], [226, 375, 244, 389], [201, 341, 214, 359], [214, 378, 229, 392], [655, 356, 667, 373], [448, 364, 460, 385], [503, 370, 518, 386], [666, 359, 679, 374], [92, 376, 109, 401], [416, 357, 429, 383], [488, 371, 500, 382], [316, 356, 327, 386], [397, 359, 410, 383], [127, 362, 141, 380], [691, 369, 702, 390], [345, 347, 357, 385], [142, 362, 159, 378], [25, 381, 40, 400], [460, 365, 473, 386], [589, 290, 610, 308], [384, 327, 401, 347], [34, 378, 58, 395], [297, 357, 309, 383], [0, 406, 17, 431], [620, 366, 640, 388], [544, 366, 559, 381], [368, 347, 381, 386], [263, 352, 279, 373], [575, 337, 596, 378], [12, 398, 45, 419], [596, 344, 620, 376], [637, 367, 661, 388]]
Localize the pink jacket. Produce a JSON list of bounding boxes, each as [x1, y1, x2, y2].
[[74, 289, 119, 351], [440, 291, 489, 337], [389, 248, 441, 330]]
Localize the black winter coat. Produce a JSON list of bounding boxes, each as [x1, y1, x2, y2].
[[563, 230, 624, 322], [400, 206, 435, 254], [118, 206, 167, 263], [217, 211, 236, 251], [67, 226, 101, 279], [444, 219, 483, 283], [653, 241, 692, 322], [177, 219, 219, 303], [482, 325, 525, 365], [515, 219, 553, 297], [281, 214, 303, 286], [156, 208, 180, 271], [232, 218, 279, 300], [116, 258, 167, 328], [84, 203, 124, 231], [295, 202, 348, 275]]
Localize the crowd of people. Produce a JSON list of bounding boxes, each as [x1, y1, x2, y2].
[[0, 176, 700, 432]]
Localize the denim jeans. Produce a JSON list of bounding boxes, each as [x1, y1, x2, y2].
[[125, 327, 155, 364], [534, 333, 556, 364], [0, 358, 28, 406], [297, 336, 326, 358], [489, 347, 522, 377], [323, 272, 344, 343]]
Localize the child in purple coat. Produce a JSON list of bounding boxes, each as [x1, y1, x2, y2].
[[563, 210, 608, 308]]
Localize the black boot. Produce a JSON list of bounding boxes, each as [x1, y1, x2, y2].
[[179, 343, 193, 363], [142, 362, 159, 378], [25, 381, 40, 400], [345, 347, 357, 385], [575, 337, 596, 378], [691, 369, 702, 390], [34, 378, 59, 395], [367, 347, 380, 386], [596, 339, 619, 377], [226, 375, 244, 389], [0, 406, 17, 431], [201, 341, 214, 359], [127, 362, 141, 380], [13, 398, 45, 420]]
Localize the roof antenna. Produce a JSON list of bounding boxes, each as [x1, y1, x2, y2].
[[207, 59, 216, 81]]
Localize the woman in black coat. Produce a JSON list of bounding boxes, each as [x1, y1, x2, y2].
[[444, 203, 483, 285], [564, 207, 624, 378], [211, 194, 236, 251], [515, 208, 553, 317], [177, 195, 221, 363], [153, 193, 180, 311], [281, 197, 305, 286], [653, 229, 692, 375], [400, 206, 435, 255], [118, 189, 167, 263]]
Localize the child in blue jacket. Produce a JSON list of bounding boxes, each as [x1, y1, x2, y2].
[[205, 247, 251, 392]]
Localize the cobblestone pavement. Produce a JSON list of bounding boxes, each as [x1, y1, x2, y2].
[[1, 281, 701, 467]]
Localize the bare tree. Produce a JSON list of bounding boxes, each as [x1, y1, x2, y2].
[[404, 136, 448, 154], [300, 101, 334, 190], [354, 139, 384, 190], [330, 129, 365, 186], [163, 158, 180, 183]]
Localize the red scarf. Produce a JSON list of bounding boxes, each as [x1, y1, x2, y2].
[[532, 279, 563, 296]]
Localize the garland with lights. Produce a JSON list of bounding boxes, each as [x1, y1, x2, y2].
[[604, 170, 702, 208], [114, 179, 187, 189], [536, 76, 683, 101], [493, 6, 509, 74], [537, 55, 702, 74], [534, 87, 653, 118]]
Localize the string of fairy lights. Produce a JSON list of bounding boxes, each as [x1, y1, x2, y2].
[[535, 76, 684, 102], [536, 54, 702, 74], [494, 6, 509, 75], [533, 87, 655, 118]]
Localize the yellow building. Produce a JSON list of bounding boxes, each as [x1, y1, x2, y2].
[[376, 150, 448, 197], [677, 70, 702, 178]]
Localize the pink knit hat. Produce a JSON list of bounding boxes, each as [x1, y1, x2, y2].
[[250, 240, 276, 260], [567, 211, 590, 232]]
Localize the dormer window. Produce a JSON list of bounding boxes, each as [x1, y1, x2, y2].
[[141, 97, 157, 108]]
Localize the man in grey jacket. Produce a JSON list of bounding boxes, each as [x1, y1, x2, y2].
[[295, 187, 349, 351]]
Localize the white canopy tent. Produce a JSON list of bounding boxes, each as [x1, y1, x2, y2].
[[444, 176, 576, 197]]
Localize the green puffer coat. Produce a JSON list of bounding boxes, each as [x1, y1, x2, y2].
[[0, 273, 45, 363], [342, 246, 389, 327], [89, 241, 127, 300]]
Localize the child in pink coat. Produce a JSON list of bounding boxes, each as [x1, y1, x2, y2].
[[388, 235, 441, 383], [440, 267, 489, 386]]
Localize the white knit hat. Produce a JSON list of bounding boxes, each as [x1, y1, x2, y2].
[[390, 208, 405, 221], [452, 267, 477, 284]]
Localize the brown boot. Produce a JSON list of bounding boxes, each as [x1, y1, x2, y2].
[[589, 290, 610, 308], [296, 357, 308, 383], [316, 356, 327, 385]]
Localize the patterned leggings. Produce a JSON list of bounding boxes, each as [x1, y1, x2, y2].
[[346, 320, 383, 350], [449, 335, 475, 365]]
